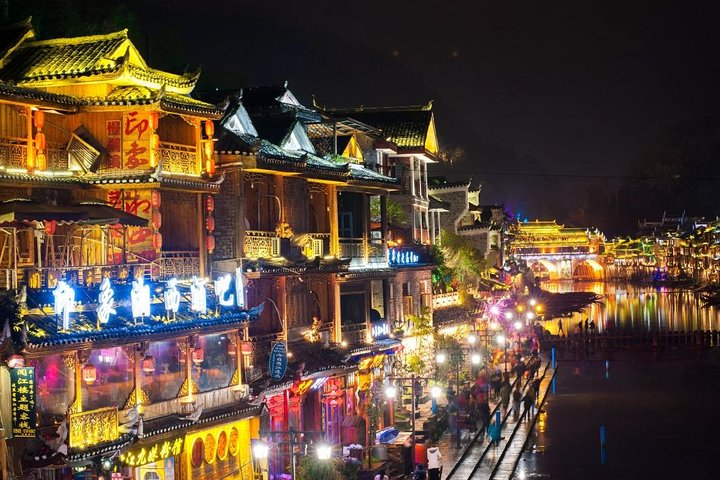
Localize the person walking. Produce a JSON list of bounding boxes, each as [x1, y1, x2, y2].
[[512, 386, 522, 421], [499, 380, 511, 415], [557, 318, 564, 335], [522, 385, 536, 421], [479, 400, 491, 437], [374, 470, 389, 480], [427, 443, 443, 480]]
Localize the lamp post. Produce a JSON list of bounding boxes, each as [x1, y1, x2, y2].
[[497, 334, 507, 373]]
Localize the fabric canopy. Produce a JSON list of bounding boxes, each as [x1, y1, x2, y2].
[[0, 199, 148, 227]]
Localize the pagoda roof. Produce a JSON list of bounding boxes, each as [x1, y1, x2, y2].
[[0, 80, 78, 110], [0, 28, 200, 94], [320, 102, 439, 157], [429, 195, 451, 211]]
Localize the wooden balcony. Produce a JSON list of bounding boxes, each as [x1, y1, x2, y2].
[[0, 136, 68, 171], [244, 231, 281, 259], [159, 142, 198, 175]]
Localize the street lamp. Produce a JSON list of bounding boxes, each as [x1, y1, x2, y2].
[[384, 384, 397, 399], [316, 444, 332, 460], [529, 298, 537, 307], [514, 321, 523, 331], [471, 353, 481, 365], [468, 333, 477, 345], [526, 311, 535, 321], [253, 441, 270, 460], [431, 385, 442, 398], [504, 311, 513, 321], [436, 352, 447, 364]]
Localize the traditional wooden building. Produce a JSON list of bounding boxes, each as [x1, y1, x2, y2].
[[0, 21, 264, 480]]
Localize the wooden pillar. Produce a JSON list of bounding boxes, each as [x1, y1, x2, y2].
[[331, 274, 341, 343], [197, 195, 206, 278], [236, 171, 246, 259], [380, 194, 388, 258], [276, 277, 288, 340], [25, 107, 34, 172], [328, 185, 339, 256], [362, 193, 369, 263]]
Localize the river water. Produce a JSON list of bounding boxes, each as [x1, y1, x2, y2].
[[513, 282, 720, 479], [540, 281, 720, 333]]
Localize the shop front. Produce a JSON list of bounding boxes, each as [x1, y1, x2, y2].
[[182, 418, 258, 480], [118, 435, 185, 480]]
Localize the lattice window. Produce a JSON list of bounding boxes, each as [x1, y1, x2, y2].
[[160, 143, 197, 175]]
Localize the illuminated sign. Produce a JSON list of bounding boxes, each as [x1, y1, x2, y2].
[[371, 322, 389, 339], [164, 278, 181, 314], [293, 378, 315, 396], [53, 280, 75, 330], [69, 407, 118, 449], [190, 276, 207, 313], [119, 436, 184, 467], [269, 342, 288, 381], [96, 278, 116, 325], [214, 274, 234, 307], [131, 276, 151, 318], [10, 367, 36, 437], [235, 267, 245, 308], [311, 377, 329, 390], [389, 248, 420, 266]]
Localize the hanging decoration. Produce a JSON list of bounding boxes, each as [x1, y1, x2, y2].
[[151, 190, 162, 253], [190, 276, 207, 314], [31, 110, 47, 172], [203, 120, 216, 175], [205, 194, 215, 255]]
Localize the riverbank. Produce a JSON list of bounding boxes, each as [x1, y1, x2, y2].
[[515, 349, 720, 479]]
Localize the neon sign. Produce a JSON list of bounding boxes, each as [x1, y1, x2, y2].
[[214, 274, 234, 307], [371, 322, 389, 339], [235, 267, 245, 308], [190, 276, 207, 313], [164, 278, 180, 315], [131, 276, 151, 319], [119, 436, 184, 467], [96, 278, 116, 325], [53, 280, 75, 330], [389, 248, 420, 266]]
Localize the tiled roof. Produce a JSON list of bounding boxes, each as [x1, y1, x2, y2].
[[250, 113, 295, 146], [79, 86, 223, 118], [326, 106, 433, 151], [0, 30, 129, 82], [347, 163, 398, 186], [0, 80, 78, 109], [429, 195, 451, 211], [141, 402, 265, 439], [0, 17, 35, 63]]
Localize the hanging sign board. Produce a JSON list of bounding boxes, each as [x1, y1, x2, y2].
[[269, 342, 288, 381], [10, 367, 37, 438]]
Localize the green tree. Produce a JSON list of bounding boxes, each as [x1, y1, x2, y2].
[[439, 229, 487, 288], [370, 196, 407, 226]]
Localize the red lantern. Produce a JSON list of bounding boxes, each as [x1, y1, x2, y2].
[[205, 156, 216, 176], [45, 220, 56, 236], [35, 152, 46, 171], [205, 216, 215, 232], [204, 120, 215, 138], [206, 235, 215, 253], [152, 232, 163, 251], [142, 356, 156, 374], [150, 133, 160, 150], [151, 190, 162, 208], [240, 342, 253, 354], [205, 196, 214, 213], [150, 112, 159, 130], [152, 211, 162, 230], [34, 110, 45, 130], [192, 348, 204, 365], [228, 342, 237, 356], [82, 364, 97, 384], [179, 350, 187, 363], [34, 132, 46, 151]]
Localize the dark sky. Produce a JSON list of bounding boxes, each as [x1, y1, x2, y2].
[[18, 0, 720, 233]]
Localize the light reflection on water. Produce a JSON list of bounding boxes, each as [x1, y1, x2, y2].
[[540, 281, 720, 333]]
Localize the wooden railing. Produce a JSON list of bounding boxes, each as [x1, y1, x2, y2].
[[244, 231, 281, 259], [433, 291, 460, 309], [0, 136, 68, 171], [152, 251, 200, 280]]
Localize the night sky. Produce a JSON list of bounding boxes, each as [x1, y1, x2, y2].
[[13, 0, 720, 234]]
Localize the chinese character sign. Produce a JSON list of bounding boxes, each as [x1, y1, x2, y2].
[[269, 342, 288, 381], [107, 188, 155, 262], [10, 367, 36, 438], [96, 277, 116, 324], [131, 276, 151, 318], [107, 120, 122, 169], [190, 276, 207, 313], [122, 111, 151, 170], [53, 280, 75, 330], [164, 278, 181, 314], [214, 274, 234, 307], [119, 436, 184, 467]]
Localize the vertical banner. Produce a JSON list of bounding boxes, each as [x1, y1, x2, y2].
[[107, 188, 155, 262], [107, 120, 122, 169], [10, 367, 37, 438], [122, 111, 151, 170]]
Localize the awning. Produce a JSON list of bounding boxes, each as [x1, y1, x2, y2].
[[0, 199, 147, 227], [75, 202, 148, 226], [0, 198, 86, 226]]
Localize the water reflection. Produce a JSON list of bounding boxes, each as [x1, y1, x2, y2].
[[541, 281, 720, 333]]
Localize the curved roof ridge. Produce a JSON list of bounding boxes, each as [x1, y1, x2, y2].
[[22, 29, 128, 47]]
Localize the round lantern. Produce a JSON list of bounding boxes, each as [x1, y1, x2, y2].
[[206, 235, 215, 253], [34, 110, 45, 130], [240, 342, 253, 354], [179, 350, 187, 363], [205, 157, 216, 176], [35, 152, 47, 171], [192, 348, 204, 365], [151, 190, 162, 208], [205, 216, 215, 232], [227, 342, 236, 356], [149, 112, 159, 130], [152, 211, 162, 230], [152, 232, 163, 251], [205, 196, 214, 213], [142, 356, 156, 374], [34, 132, 46, 151], [45, 220, 57, 236], [82, 364, 97, 384], [204, 120, 215, 138]]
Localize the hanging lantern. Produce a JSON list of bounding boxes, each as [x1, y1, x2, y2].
[[45, 220, 57, 236], [206, 235, 215, 253], [34, 110, 45, 130], [152, 232, 163, 251], [205, 156, 216, 176], [227, 342, 237, 356], [149, 112, 159, 130], [204, 120, 215, 138], [142, 356, 156, 374], [192, 348, 204, 365], [151, 190, 162, 209], [205, 196, 214, 213], [205, 216, 215, 232], [179, 350, 187, 363], [82, 364, 97, 384], [34, 132, 46, 151], [152, 211, 162, 230], [240, 342, 253, 354]]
